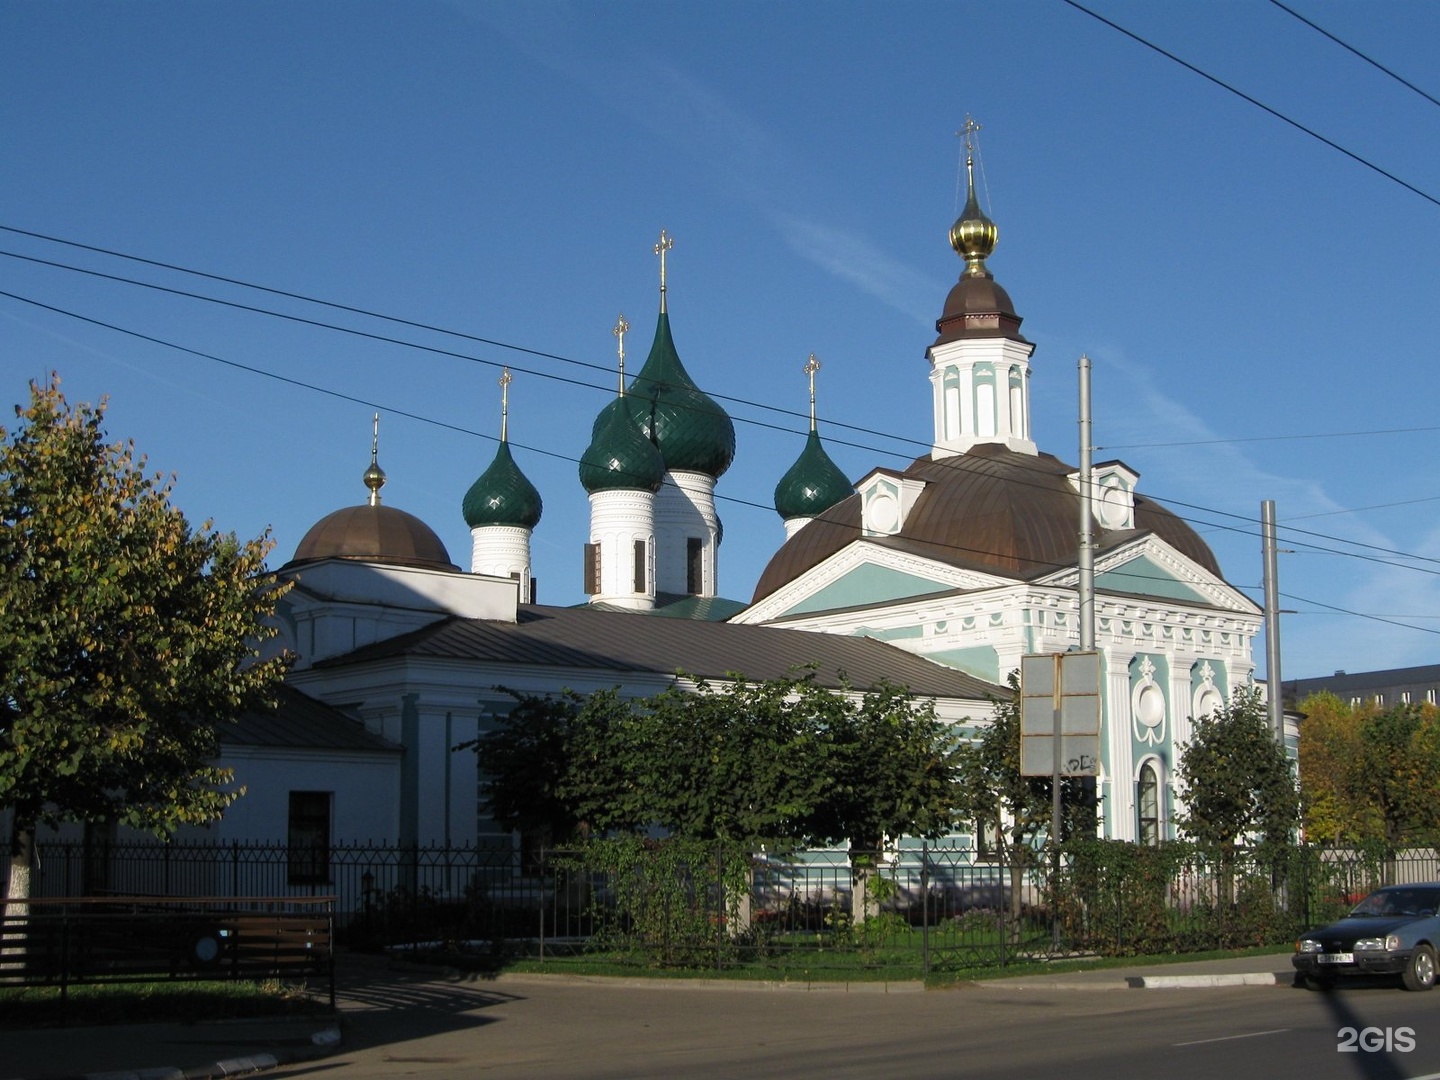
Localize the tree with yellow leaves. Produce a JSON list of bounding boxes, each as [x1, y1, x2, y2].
[[0, 376, 289, 902]]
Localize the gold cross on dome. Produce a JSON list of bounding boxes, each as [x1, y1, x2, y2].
[[613, 313, 630, 394], [654, 229, 674, 310], [498, 368, 512, 442], [956, 114, 982, 159], [804, 353, 821, 428]]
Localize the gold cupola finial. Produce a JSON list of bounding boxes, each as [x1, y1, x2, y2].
[[949, 115, 998, 279], [804, 353, 821, 432], [613, 313, 630, 395], [498, 368, 512, 443], [363, 412, 386, 506], [654, 229, 674, 313]]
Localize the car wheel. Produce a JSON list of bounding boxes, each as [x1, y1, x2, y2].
[[1403, 945, 1436, 992]]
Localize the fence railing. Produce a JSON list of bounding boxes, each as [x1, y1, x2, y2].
[[0, 895, 335, 1006], [12, 839, 1440, 975]]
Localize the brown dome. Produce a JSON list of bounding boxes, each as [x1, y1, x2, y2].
[[934, 275, 1028, 346], [287, 504, 458, 572], [751, 444, 1220, 603]]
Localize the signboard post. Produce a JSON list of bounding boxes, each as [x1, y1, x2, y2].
[[1020, 651, 1101, 949]]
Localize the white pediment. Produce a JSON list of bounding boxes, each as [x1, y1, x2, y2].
[[733, 540, 1007, 625]]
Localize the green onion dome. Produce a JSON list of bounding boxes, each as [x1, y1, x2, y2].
[[774, 429, 851, 520], [462, 440, 543, 529], [580, 394, 666, 494], [628, 312, 735, 478]]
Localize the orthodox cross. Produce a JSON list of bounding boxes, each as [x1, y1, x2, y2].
[[613, 313, 629, 394], [804, 353, 821, 431], [654, 229, 674, 312], [956, 114, 982, 162], [498, 368, 512, 443], [365, 412, 386, 505]]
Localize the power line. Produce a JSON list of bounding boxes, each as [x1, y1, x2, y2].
[[1283, 591, 1440, 638], [7, 234, 1436, 565], [1267, 0, 1440, 111], [1058, 0, 1440, 211], [1099, 425, 1440, 451], [17, 280, 1440, 637], [12, 229, 1440, 624], [0, 285, 1284, 597], [11, 240, 1440, 591]]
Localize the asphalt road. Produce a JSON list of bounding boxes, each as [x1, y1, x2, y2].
[[264, 974, 1440, 1080]]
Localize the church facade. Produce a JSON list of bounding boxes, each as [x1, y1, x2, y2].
[[736, 145, 1262, 843], [254, 139, 1263, 853]]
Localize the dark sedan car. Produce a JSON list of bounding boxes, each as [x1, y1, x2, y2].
[[1293, 883, 1440, 991]]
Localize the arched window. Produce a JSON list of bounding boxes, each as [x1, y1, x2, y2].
[[1137, 762, 1160, 846]]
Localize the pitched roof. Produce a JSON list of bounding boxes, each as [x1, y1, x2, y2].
[[222, 684, 399, 753], [314, 603, 1006, 701]]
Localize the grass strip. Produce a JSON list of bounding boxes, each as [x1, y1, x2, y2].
[[0, 977, 332, 1029]]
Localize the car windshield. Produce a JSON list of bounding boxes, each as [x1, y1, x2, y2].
[[1351, 889, 1440, 917]]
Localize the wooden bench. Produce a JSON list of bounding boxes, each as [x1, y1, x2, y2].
[[0, 897, 335, 1008]]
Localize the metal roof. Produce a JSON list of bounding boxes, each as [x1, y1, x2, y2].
[[314, 603, 1006, 702], [752, 446, 1221, 603], [222, 684, 399, 752]]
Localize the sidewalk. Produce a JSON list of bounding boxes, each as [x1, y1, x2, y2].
[[0, 951, 1300, 1080]]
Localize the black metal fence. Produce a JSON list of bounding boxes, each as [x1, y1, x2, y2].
[[13, 838, 1440, 975], [0, 896, 335, 1005]]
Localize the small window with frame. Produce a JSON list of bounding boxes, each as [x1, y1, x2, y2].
[[288, 791, 332, 885]]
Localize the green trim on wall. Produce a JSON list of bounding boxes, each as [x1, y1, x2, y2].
[[781, 562, 951, 616], [924, 646, 1001, 683], [1097, 555, 1208, 604]]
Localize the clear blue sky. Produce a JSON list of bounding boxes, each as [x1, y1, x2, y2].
[[4, 0, 1440, 681]]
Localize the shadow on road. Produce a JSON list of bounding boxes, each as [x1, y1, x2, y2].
[[1293, 974, 1413, 1079]]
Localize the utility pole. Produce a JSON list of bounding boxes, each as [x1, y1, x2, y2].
[[1262, 499, 1283, 740], [1078, 355, 1095, 651]]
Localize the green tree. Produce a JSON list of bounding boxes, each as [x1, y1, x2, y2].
[[1175, 686, 1297, 857], [1298, 692, 1440, 849], [0, 377, 288, 902], [471, 672, 967, 925], [465, 688, 589, 849], [800, 681, 965, 921]]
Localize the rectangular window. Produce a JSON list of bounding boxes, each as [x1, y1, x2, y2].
[[1429, 689, 1437, 705], [583, 542, 600, 595], [1137, 765, 1160, 846], [974, 813, 1000, 862], [288, 791, 331, 885], [1403, 691, 1412, 705], [633, 539, 647, 593], [686, 537, 703, 595]]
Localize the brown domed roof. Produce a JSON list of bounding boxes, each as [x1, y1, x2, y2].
[[751, 444, 1220, 603], [934, 275, 1028, 346], [286, 504, 459, 572]]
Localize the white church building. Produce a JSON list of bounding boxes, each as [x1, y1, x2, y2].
[[228, 143, 1263, 857], [8, 146, 1266, 885]]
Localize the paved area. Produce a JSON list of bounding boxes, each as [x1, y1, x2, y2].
[[0, 951, 1300, 1080]]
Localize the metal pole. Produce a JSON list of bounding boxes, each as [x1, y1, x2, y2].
[[1262, 500, 1283, 739], [1078, 355, 1095, 651], [1051, 655, 1062, 949]]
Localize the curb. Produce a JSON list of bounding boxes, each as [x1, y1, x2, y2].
[[1127, 972, 1286, 989], [55, 1026, 343, 1080], [493, 972, 925, 993]]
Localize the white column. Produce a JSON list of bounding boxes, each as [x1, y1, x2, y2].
[[588, 488, 656, 610], [470, 525, 532, 602], [654, 470, 718, 597]]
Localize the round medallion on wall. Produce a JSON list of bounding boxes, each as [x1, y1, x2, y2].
[[868, 492, 900, 533], [1131, 658, 1166, 746]]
